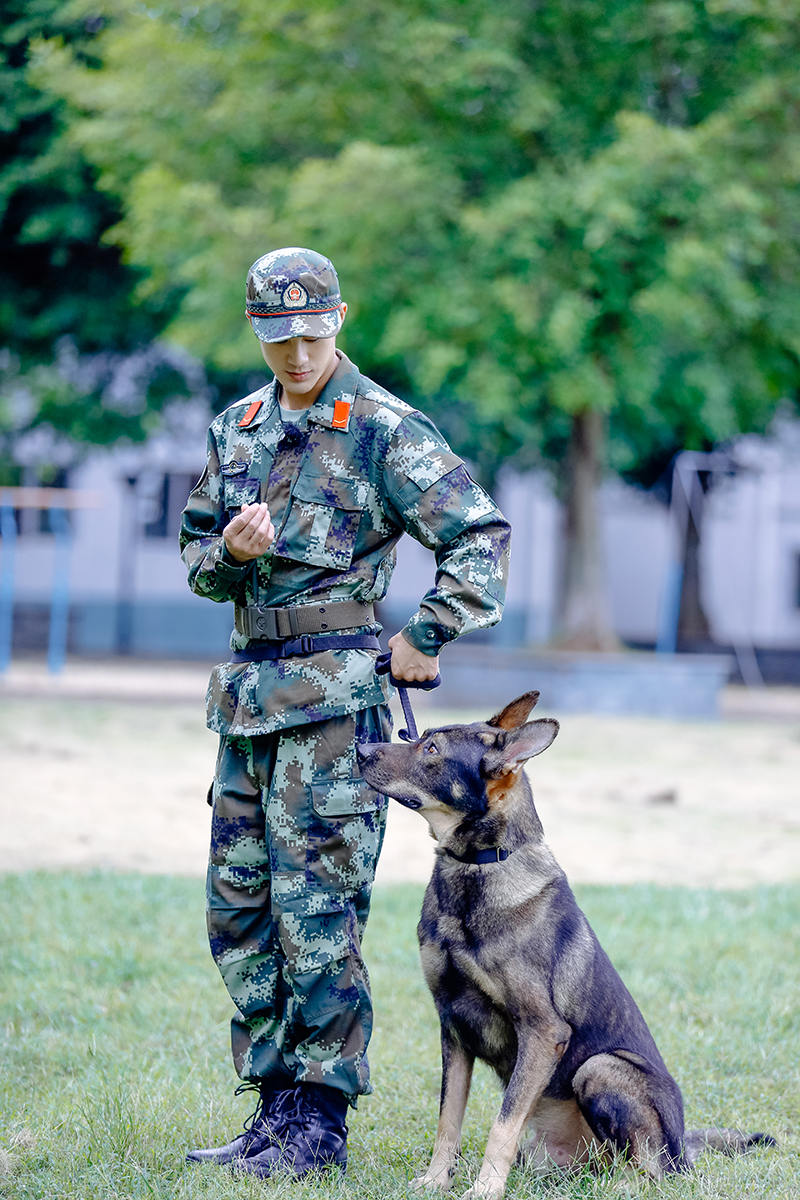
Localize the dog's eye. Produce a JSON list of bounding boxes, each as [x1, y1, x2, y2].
[[426, 743, 439, 755]]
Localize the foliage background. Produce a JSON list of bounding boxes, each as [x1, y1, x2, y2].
[[3, 0, 800, 637], [1, 1, 798, 480], [19, 0, 799, 483]]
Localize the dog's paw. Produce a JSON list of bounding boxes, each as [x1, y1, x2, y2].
[[410, 1167, 456, 1193], [460, 1181, 505, 1200]]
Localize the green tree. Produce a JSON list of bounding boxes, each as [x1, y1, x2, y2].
[[0, 0, 177, 357], [44, 0, 800, 645], [408, 95, 800, 645], [0, 0, 186, 481]]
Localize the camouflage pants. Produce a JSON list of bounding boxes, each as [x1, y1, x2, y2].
[[206, 704, 392, 1102]]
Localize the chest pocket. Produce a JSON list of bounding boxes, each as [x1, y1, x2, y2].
[[272, 473, 364, 571], [222, 475, 260, 519]]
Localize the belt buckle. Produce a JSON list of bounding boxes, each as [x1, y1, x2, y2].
[[253, 608, 279, 639]]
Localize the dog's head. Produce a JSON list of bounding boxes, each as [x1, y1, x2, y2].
[[357, 692, 558, 833]]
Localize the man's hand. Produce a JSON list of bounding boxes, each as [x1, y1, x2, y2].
[[388, 631, 440, 682], [223, 503, 275, 563]]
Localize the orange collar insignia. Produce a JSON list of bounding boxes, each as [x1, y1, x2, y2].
[[238, 399, 263, 428], [332, 398, 352, 430]]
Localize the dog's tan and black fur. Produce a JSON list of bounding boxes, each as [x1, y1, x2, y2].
[[357, 692, 774, 1197]]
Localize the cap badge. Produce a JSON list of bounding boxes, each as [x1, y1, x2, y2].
[[282, 281, 308, 309]]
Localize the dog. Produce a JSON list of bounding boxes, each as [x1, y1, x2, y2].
[[357, 691, 775, 1197]]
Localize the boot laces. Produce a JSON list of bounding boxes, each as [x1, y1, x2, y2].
[[235, 1082, 284, 1148], [270, 1086, 307, 1140]]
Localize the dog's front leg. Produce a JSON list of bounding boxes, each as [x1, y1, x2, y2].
[[464, 1021, 570, 1199], [413, 1029, 474, 1192]]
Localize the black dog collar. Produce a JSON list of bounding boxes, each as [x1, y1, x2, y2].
[[445, 846, 510, 866]]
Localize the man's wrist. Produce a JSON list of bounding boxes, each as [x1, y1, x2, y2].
[[219, 542, 252, 572], [400, 621, 442, 657]]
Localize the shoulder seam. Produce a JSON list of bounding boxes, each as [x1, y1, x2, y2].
[[355, 388, 415, 432]]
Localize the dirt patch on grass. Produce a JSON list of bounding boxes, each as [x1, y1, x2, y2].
[[2, 661, 800, 889]]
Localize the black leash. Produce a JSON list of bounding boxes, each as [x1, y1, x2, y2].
[[375, 654, 509, 866], [375, 651, 440, 741]]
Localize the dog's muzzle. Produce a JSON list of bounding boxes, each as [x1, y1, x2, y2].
[[356, 742, 385, 766], [356, 743, 423, 808]]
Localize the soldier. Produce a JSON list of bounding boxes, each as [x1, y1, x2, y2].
[[180, 247, 510, 1180]]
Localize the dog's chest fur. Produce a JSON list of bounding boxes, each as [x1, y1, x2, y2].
[[417, 854, 562, 1085], [417, 846, 669, 1098]]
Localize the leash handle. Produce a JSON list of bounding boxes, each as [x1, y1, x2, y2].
[[375, 651, 441, 742], [374, 651, 441, 692]]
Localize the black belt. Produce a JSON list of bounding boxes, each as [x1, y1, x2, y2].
[[234, 599, 375, 640], [230, 633, 382, 663]]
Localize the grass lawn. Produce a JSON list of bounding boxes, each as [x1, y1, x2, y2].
[[0, 874, 797, 1199]]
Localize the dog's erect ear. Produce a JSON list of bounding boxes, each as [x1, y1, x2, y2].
[[482, 718, 559, 778], [487, 692, 540, 730]]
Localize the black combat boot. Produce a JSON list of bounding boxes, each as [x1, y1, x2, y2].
[[233, 1082, 349, 1178], [186, 1083, 290, 1166]]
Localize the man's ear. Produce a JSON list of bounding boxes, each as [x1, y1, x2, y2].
[[481, 718, 559, 778], [487, 691, 540, 730]]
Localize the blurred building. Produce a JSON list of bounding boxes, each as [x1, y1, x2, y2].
[[3, 409, 800, 679]]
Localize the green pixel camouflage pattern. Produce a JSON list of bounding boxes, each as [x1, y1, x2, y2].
[[208, 705, 391, 1098], [180, 352, 510, 736]]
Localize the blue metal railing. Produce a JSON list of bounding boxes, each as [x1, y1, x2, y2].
[[47, 503, 71, 674], [0, 488, 97, 676], [0, 493, 17, 675]]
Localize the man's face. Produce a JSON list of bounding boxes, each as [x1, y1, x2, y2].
[[259, 333, 339, 408]]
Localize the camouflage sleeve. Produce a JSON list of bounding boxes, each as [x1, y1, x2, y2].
[[380, 412, 511, 656], [179, 428, 252, 605]]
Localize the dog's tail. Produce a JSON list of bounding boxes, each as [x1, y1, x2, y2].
[[683, 1127, 777, 1167]]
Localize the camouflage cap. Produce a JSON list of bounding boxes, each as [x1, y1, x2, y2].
[[246, 247, 344, 342]]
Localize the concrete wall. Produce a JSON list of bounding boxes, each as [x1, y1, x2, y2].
[[704, 430, 800, 650], [4, 413, 800, 659]]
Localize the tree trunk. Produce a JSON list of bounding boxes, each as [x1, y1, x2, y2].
[[677, 476, 713, 647], [554, 409, 621, 652]]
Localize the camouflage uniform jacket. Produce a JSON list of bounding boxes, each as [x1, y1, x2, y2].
[[180, 352, 510, 737]]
